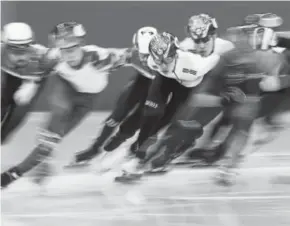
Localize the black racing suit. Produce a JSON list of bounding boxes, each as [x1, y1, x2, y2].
[[1, 44, 50, 144]]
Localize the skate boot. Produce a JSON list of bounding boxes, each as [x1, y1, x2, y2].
[[214, 166, 238, 186], [66, 144, 102, 168], [115, 157, 144, 183], [104, 133, 129, 152], [1, 167, 22, 189]]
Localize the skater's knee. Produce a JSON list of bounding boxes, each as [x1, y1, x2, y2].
[[37, 129, 62, 149], [50, 95, 72, 116], [105, 117, 120, 128], [107, 109, 127, 124], [144, 100, 165, 116]]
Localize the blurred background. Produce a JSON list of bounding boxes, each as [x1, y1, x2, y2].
[[2, 1, 290, 111]]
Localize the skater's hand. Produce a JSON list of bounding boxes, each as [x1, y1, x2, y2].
[[14, 81, 38, 105], [259, 76, 281, 92]]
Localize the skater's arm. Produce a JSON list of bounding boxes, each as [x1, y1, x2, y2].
[[106, 47, 133, 68], [39, 47, 61, 75], [84, 45, 132, 70], [13, 45, 55, 105], [13, 80, 39, 105]]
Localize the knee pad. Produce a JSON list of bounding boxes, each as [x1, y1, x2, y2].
[[107, 110, 126, 124], [105, 118, 120, 128], [37, 129, 62, 149], [144, 100, 165, 116]]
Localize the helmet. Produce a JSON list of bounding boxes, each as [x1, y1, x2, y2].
[[226, 25, 276, 50], [132, 26, 157, 54], [149, 31, 179, 63], [258, 13, 283, 28], [244, 13, 283, 28], [2, 22, 34, 49], [49, 22, 86, 48], [244, 14, 264, 25], [186, 14, 218, 40]]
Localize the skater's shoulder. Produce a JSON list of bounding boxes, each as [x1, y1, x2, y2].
[[214, 38, 235, 56], [176, 49, 220, 73], [179, 37, 195, 52], [177, 49, 219, 62], [175, 49, 200, 65], [83, 45, 127, 57]]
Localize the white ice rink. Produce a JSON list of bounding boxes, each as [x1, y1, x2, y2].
[[1, 112, 290, 226]]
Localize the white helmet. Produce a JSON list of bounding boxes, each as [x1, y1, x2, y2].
[[226, 25, 277, 50], [244, 13, 283, 28], [258, 13, 283, 28], [132, 26, 158, 54], [2, 22, 34, 45]]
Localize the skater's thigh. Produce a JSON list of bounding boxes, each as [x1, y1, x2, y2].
[[48, 76, 75, 115], [61, 92, 98, 136], [110, 83, 139, 121], [144, 76, 172, 116], [119, 104, 143, 134], [125, 75, 151, 104], [157, 86, 192, 131], [44, 76, 76, 134], [232, 100, 260, 130]]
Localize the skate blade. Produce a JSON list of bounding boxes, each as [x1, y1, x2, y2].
[[95, 167, 112, 175], [215, 178, 233, 186], [171, 160, 213, 168], [144, 169, 169, 176], [64, 161, 90, 169], [144, 162, 171, 175], [115, 173, 143, 183]]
